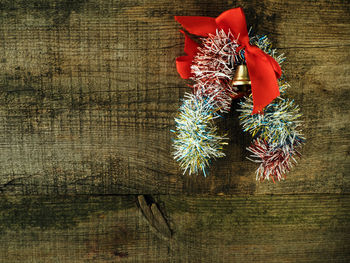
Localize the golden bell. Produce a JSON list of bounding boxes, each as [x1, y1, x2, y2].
[[230, 64, 251, 87]]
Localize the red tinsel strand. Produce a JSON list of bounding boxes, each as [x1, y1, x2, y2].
[[190, 30, 239, 112], [247, 139, 302, 181]]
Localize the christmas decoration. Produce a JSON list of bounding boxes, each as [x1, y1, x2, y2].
[[172, 7, 304, 181]]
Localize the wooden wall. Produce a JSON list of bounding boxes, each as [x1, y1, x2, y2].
[[0, 0, 349, 262]]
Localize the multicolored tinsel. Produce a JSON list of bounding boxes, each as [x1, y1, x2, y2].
[[238, 94, 304, 181], [173, 16, 304, 180], [237, 36, 304, 181], [238, 96, 304, 146], [246, 137, 303, 181], [172, 93, 227, 176]]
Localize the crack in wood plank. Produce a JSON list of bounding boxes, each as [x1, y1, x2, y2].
[[137, 195, 172, 239]]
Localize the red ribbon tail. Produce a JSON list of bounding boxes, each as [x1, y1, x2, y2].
[[175, 30, 200, 79], [245, 46, 281, 114], [176, 56, 193, 79], [267, 55, 282, 78]]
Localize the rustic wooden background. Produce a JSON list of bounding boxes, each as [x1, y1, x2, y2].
[[0, 0, 349, 262]]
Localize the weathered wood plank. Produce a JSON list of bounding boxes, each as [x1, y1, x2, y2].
[[1, 194, 349, 262], [0, 0, 349, 195]]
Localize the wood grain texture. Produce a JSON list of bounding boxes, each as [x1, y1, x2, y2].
[[0, 0, 349, 261], [1, 194, 349, 262], [0, 0, 349, 195]]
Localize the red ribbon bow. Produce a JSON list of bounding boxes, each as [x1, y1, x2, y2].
[[175, 7, 282, 114]]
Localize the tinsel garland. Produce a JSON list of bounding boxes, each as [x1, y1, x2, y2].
[[173, 9, 304, 181], [237, 36, 304, 181], [238, 95, 304, 181], [172, 92, 227, 176]]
